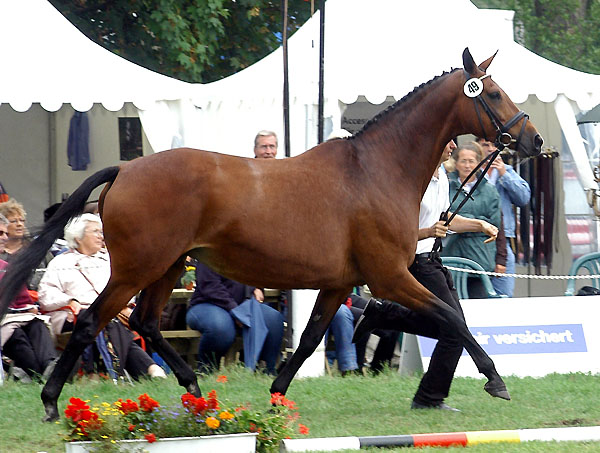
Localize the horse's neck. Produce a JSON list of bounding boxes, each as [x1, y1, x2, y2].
[[354, 74, 461, 193]]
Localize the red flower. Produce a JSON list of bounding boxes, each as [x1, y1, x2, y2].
[[270, 392, 297, 410], [207, 390, 219, 410], [181, 393, 196, 408], [216, 375, 228, 383], [270, 392, 284, 406], [138, 393, 160, 412], [65, 397, 90, 422], [128, 424, 136, 432], [194, 397, 208, 415], [117, 398, 139, 415], [181, 393, 208, 415], [144, 433, 157, 443], [299, 423, 310, 435]]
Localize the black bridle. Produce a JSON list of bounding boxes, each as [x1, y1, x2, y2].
[[430, 72, 530, 255], [467, 71, 529, 154]]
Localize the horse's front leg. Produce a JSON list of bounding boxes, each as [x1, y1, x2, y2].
[[375, 270, 509, 400], [271, 288, 351, 396]]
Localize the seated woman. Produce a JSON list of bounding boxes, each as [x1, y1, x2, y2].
[[37, 214, 165, 380], [0, 198, 53, 290], [1, 214, 57, 382], [186, 262, 284, 375], [442, 142, 502, 299]]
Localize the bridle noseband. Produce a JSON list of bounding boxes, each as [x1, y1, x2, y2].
[[465, 71, 529, 153]]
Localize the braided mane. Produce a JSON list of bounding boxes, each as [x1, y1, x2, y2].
[[350, 68, 459, 139]]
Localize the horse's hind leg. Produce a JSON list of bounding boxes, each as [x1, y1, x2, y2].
[[271, 288, 351, 396], [41, 282, 137, 422], [128, 257, 200, 397], [378, 271, 509, 400]]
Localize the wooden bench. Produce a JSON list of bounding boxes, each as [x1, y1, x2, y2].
[[53, 288, 281, 369]]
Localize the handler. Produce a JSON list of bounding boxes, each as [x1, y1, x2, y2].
[[353, 139, 498, 412]]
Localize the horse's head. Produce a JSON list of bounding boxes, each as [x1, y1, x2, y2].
[[459, 47, 543, 158]]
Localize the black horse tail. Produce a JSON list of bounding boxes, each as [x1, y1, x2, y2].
[[0, 166, 120, 317]]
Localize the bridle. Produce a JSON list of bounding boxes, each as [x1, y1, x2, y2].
[[465, 71, 529, 154], [429, 71, 529, 256]]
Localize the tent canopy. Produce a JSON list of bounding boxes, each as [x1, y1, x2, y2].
[[0, 0, 193, 113], [193, 0, 600, 157]]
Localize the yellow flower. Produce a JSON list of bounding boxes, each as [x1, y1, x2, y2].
[[205, 417, 220, 429], [219, 411, 234, 420]]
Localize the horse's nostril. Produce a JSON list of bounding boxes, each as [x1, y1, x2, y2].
[[534, 134, 544, 151]]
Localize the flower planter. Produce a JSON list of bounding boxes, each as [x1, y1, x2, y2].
[[65, 432, 258, 453]]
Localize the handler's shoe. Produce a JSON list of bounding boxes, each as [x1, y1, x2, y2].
[[352, 298, 386, 343], [411, 400, 461, 412]]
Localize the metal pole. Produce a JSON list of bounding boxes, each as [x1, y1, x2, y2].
[[282, 0, 291, 157], [317, 0, 325, 144]]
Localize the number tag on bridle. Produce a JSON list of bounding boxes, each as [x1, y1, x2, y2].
[[463, 78, 484, 98]]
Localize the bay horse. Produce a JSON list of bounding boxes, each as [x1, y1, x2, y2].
[[0, 48, 542, 422]]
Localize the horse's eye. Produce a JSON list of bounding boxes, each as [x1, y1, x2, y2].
[[488, 91, 501, 100]]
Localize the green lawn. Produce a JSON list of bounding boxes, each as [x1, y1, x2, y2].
[[1, 367, 600, 452]]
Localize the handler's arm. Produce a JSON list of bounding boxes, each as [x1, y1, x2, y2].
[[447, 214, 498, 243]]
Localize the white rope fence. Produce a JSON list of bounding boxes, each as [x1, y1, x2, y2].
[[9, 262, 592, 294], [445, 266, 600, 281], [1, 265, 599, 281]]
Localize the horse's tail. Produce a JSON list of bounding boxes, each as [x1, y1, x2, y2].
[[0, 166, 120, 317]]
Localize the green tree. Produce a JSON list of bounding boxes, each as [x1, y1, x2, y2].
[[472, 0, 600, 74], [49, 0, 313, 83]]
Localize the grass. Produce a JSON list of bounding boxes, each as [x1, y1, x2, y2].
[[1, 366, 600, 452]]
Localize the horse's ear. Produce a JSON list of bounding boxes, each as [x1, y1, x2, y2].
[[462, 47, 477, 75], [478, 50, 498, 72]]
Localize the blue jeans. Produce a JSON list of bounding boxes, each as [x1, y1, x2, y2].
[[186, 301, 284, 374], [492, 242, 515, 297], [325, 304, 358, 372]]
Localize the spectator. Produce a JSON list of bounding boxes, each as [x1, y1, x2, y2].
[[253, 130, 279, 159], [186, 262, 284, 375], [476, 137, 530, 297], [0, 213, 57, 382], [353, 140, 499, 411], [0, 198, 52, 290], [442, 142, 501, 299], [37, 214, 165, 380]]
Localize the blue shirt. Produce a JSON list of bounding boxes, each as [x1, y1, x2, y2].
[[487, 165, 530, 238]]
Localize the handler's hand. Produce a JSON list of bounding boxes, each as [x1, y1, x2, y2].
[[429, 221, 449, 238], [495, 264, 506, 274], [480, 220, 498, 243]]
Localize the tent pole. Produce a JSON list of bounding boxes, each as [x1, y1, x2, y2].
[[317, 0, 325, 144], [282, 0, 291, 158]]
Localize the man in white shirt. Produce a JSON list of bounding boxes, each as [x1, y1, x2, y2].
[[353, 140, 498, 412]]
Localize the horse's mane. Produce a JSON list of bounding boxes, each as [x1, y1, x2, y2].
[[350, 68, 460, 139]]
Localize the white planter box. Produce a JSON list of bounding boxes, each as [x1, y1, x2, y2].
[[65, 432, 258, 453]]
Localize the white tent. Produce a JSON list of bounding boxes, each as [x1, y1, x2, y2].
[[0, 0, 193, 112], [0, 0, 202, 225], [193, 0, 600, 158]]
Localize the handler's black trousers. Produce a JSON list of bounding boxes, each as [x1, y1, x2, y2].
[[375, 254, 464, 405]]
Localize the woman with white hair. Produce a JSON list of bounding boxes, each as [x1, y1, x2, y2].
[[38, 214, 165, 379]]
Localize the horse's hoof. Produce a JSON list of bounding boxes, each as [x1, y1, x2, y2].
[[484, 380, 511, 400], [186, 382, 201, 397], [42, 403, 59, 423]]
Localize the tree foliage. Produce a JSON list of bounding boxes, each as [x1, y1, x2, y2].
[[473, 0, 600, 74], [51, 0, 599, 82], [49, 0, 313, 83]]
